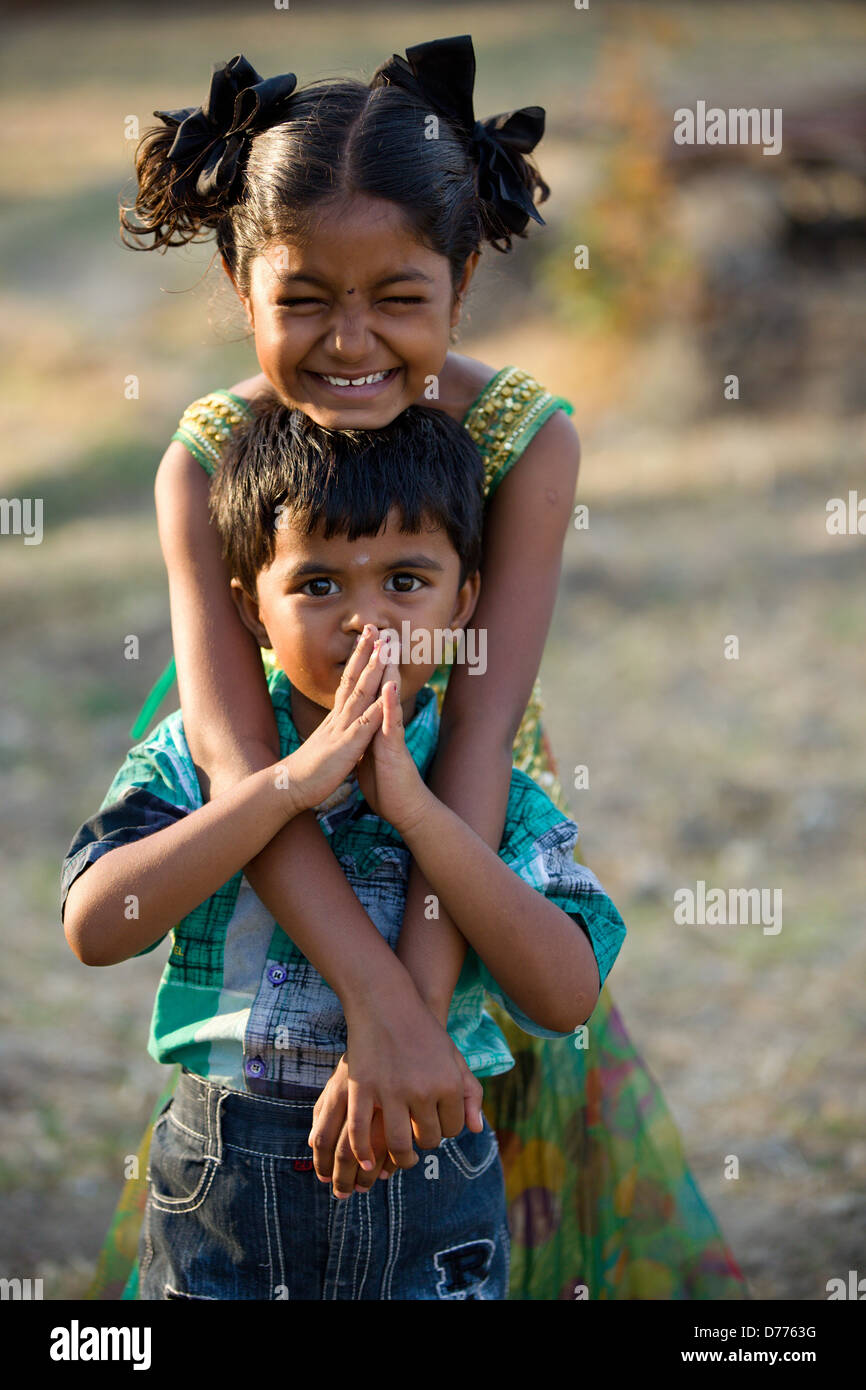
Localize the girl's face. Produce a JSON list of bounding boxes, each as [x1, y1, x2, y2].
[[225, 194, 478, 429]]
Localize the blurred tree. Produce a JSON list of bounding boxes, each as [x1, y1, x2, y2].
[[541, 42, 702, 340]]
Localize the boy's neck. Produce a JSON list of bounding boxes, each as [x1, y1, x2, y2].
[[289, 684, 418, 743]]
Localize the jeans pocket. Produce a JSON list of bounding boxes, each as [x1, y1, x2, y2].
[[438, 1119, 501, 1182], [147, 1109, 220, 1214]]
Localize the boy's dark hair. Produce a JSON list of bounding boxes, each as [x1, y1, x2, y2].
[[209, 401, 485, 598]]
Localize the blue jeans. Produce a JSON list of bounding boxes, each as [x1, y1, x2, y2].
[[139, 1069, 510, 1300]]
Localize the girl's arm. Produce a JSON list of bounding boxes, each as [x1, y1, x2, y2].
[[154, 442, 279, 796], [395, 409, 581, 1017], [153, 439, 478, 1165], [314, 411, 582, 1194], [390, 750, 600, 1033]]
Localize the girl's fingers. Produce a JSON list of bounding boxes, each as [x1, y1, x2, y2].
[[346, 1087, 376, 1172], [308, 1097, 348, 1184], [377, 1155, 398, 1180]]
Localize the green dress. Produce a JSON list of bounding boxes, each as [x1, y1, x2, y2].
[[89, 367, 746, 1301]]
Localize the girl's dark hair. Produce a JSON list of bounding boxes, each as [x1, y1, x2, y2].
[[119, 72, 549, 296], [209, 401, 485, 598]]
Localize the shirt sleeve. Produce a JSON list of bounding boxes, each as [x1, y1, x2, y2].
[[60, 717, 201, 956], [477, 779, 627, 1036]]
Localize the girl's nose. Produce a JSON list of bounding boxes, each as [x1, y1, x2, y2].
[[327, 308, 373, 361]]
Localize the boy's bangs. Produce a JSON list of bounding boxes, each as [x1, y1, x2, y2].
[[286, 452, 438, 543]]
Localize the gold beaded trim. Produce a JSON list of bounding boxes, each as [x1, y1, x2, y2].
[[171, 391, 255, 475], [462, 366, 571, 498]]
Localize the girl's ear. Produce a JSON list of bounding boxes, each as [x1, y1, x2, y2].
[[230, 578, 272, 648], [221, 255, 254, 329], [451, 251, 480, 329]]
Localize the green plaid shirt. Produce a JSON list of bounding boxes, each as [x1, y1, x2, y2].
[[61, 670, 626, 1092]]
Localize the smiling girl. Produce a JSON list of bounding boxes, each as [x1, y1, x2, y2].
[[94, 37, 745, 1300]]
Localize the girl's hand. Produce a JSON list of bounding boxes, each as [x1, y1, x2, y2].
[[355, 665, 431, 834], [307, 1056, 397, 1197], [280, 626, 386, 817], [309, 980, 483, 1180], [308, 1017, 485, 1195]]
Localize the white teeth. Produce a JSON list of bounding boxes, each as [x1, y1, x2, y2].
[[320, 370, 392, 387]]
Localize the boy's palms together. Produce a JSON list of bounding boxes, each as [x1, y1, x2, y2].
[[356, 665, 430, 833], [282, 628, 386, 813]]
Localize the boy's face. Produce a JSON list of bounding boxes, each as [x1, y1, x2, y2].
[[231, 507, 480, 739]]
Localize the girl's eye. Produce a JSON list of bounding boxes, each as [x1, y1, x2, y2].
[[386, 573, 424, 593], [301, 578, 338, 597], [381, 296, 424, 306], [277, 298, 325, 309]]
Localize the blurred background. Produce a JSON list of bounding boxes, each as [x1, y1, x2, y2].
[[1, 0, 864, 1299]]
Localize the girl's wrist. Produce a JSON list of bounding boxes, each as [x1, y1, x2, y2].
[[340, 949, 418, 1018]]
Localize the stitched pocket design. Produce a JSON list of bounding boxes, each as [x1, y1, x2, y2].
[[147, 1110, 220, 1214]]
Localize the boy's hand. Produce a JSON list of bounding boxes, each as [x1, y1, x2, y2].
[[355, 665, 431, 834], [308, 988, 485, 1191], [280, 626, 387, 817]]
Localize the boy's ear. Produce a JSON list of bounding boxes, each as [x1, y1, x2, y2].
[[450, 568, 481, 631], [229, 577, 272, 648]]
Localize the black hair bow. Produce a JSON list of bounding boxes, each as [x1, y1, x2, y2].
[[371, 35, 546, 234], [154, 54, 298, 202]]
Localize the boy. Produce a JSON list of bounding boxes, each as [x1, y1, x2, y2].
[[61, 403, 626, 1300]]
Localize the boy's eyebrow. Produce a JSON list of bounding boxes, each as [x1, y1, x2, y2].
[[282, 553, 446, 579], [273, 269, 434, 291]]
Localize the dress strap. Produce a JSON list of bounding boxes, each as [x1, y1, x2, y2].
[[461, 366, 574, 499], [130, 656, 177, 741], [170, 390, 255, 476]]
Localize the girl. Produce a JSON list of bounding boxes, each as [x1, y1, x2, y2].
[[94, 36, 745, 1300]]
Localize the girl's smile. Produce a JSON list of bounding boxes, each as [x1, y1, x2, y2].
[[224, 193, 477, 430], [303, 363, 402, 402]]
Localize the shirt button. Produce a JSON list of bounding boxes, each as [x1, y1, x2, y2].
[[245, 1057, 265, 1078], [267, 964, 288, 985]]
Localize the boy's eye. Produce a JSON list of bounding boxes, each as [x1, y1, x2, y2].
[[386, 573, 424, 593], [300, 577, 338, 596]]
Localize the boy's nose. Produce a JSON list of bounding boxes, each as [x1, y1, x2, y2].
[[345, 615, 401, 651]]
